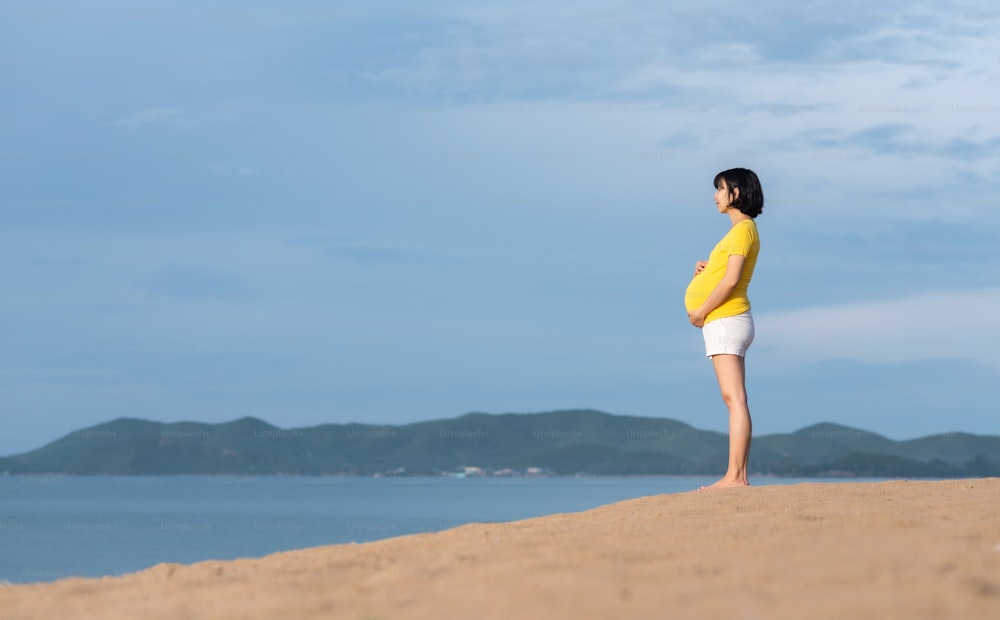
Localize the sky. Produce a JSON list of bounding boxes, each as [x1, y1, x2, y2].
[[2, 0, 999, 455]]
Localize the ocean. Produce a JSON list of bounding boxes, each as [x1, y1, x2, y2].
[[0, 474, 885, 584]]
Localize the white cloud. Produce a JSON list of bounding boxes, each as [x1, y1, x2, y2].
[[335, 3, 1000, 229], [755, 287, 1000, 371]]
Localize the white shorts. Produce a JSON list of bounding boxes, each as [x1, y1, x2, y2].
[[702, 311, 754, 358]]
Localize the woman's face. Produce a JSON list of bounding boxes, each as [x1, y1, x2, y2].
[[714, 179, 734, 212]]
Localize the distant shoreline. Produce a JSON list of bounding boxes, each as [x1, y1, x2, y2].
[[2, 471, 941, 480], [3, 411, 998, 478]]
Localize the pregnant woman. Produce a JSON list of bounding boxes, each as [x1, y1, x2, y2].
[[684, 168, 763, 489]]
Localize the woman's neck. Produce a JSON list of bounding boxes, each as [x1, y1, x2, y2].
[[727, 209, 752, 226]]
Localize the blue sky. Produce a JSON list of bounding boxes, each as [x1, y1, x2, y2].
[[3, 1, 999, 455]]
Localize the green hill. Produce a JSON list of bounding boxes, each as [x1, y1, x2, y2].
[[1, 410, 997, 477]]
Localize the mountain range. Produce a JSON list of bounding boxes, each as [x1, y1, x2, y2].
[[2, 410, 998, 477]]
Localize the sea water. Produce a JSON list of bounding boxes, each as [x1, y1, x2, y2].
[[0, 475, 887, 583]]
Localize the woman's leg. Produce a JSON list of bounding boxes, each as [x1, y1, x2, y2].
[[702, 353, 752, 489]]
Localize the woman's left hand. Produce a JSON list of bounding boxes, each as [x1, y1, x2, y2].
[[688, 310, 706, 328]]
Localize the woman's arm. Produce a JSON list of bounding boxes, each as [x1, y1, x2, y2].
[[688, 254, 745, 327]]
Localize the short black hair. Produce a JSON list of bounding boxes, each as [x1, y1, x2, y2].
[[714, 168, 764, 218]]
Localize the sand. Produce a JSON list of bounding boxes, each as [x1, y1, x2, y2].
[[2, 479, 999, 619]]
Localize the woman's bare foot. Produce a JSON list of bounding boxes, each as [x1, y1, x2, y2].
[[699, 477, 750, 491]]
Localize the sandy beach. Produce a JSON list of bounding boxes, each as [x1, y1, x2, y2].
[[2, 478, 998, 619]]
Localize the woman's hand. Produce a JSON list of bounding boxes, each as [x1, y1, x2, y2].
[[688, 309, 706, 328], [693, 260, 708, 276]]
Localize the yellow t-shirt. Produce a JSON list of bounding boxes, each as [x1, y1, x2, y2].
[[684, 219, 759, 323]]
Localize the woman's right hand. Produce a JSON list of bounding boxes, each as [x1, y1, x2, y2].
[[693, 260, 708, 276]]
